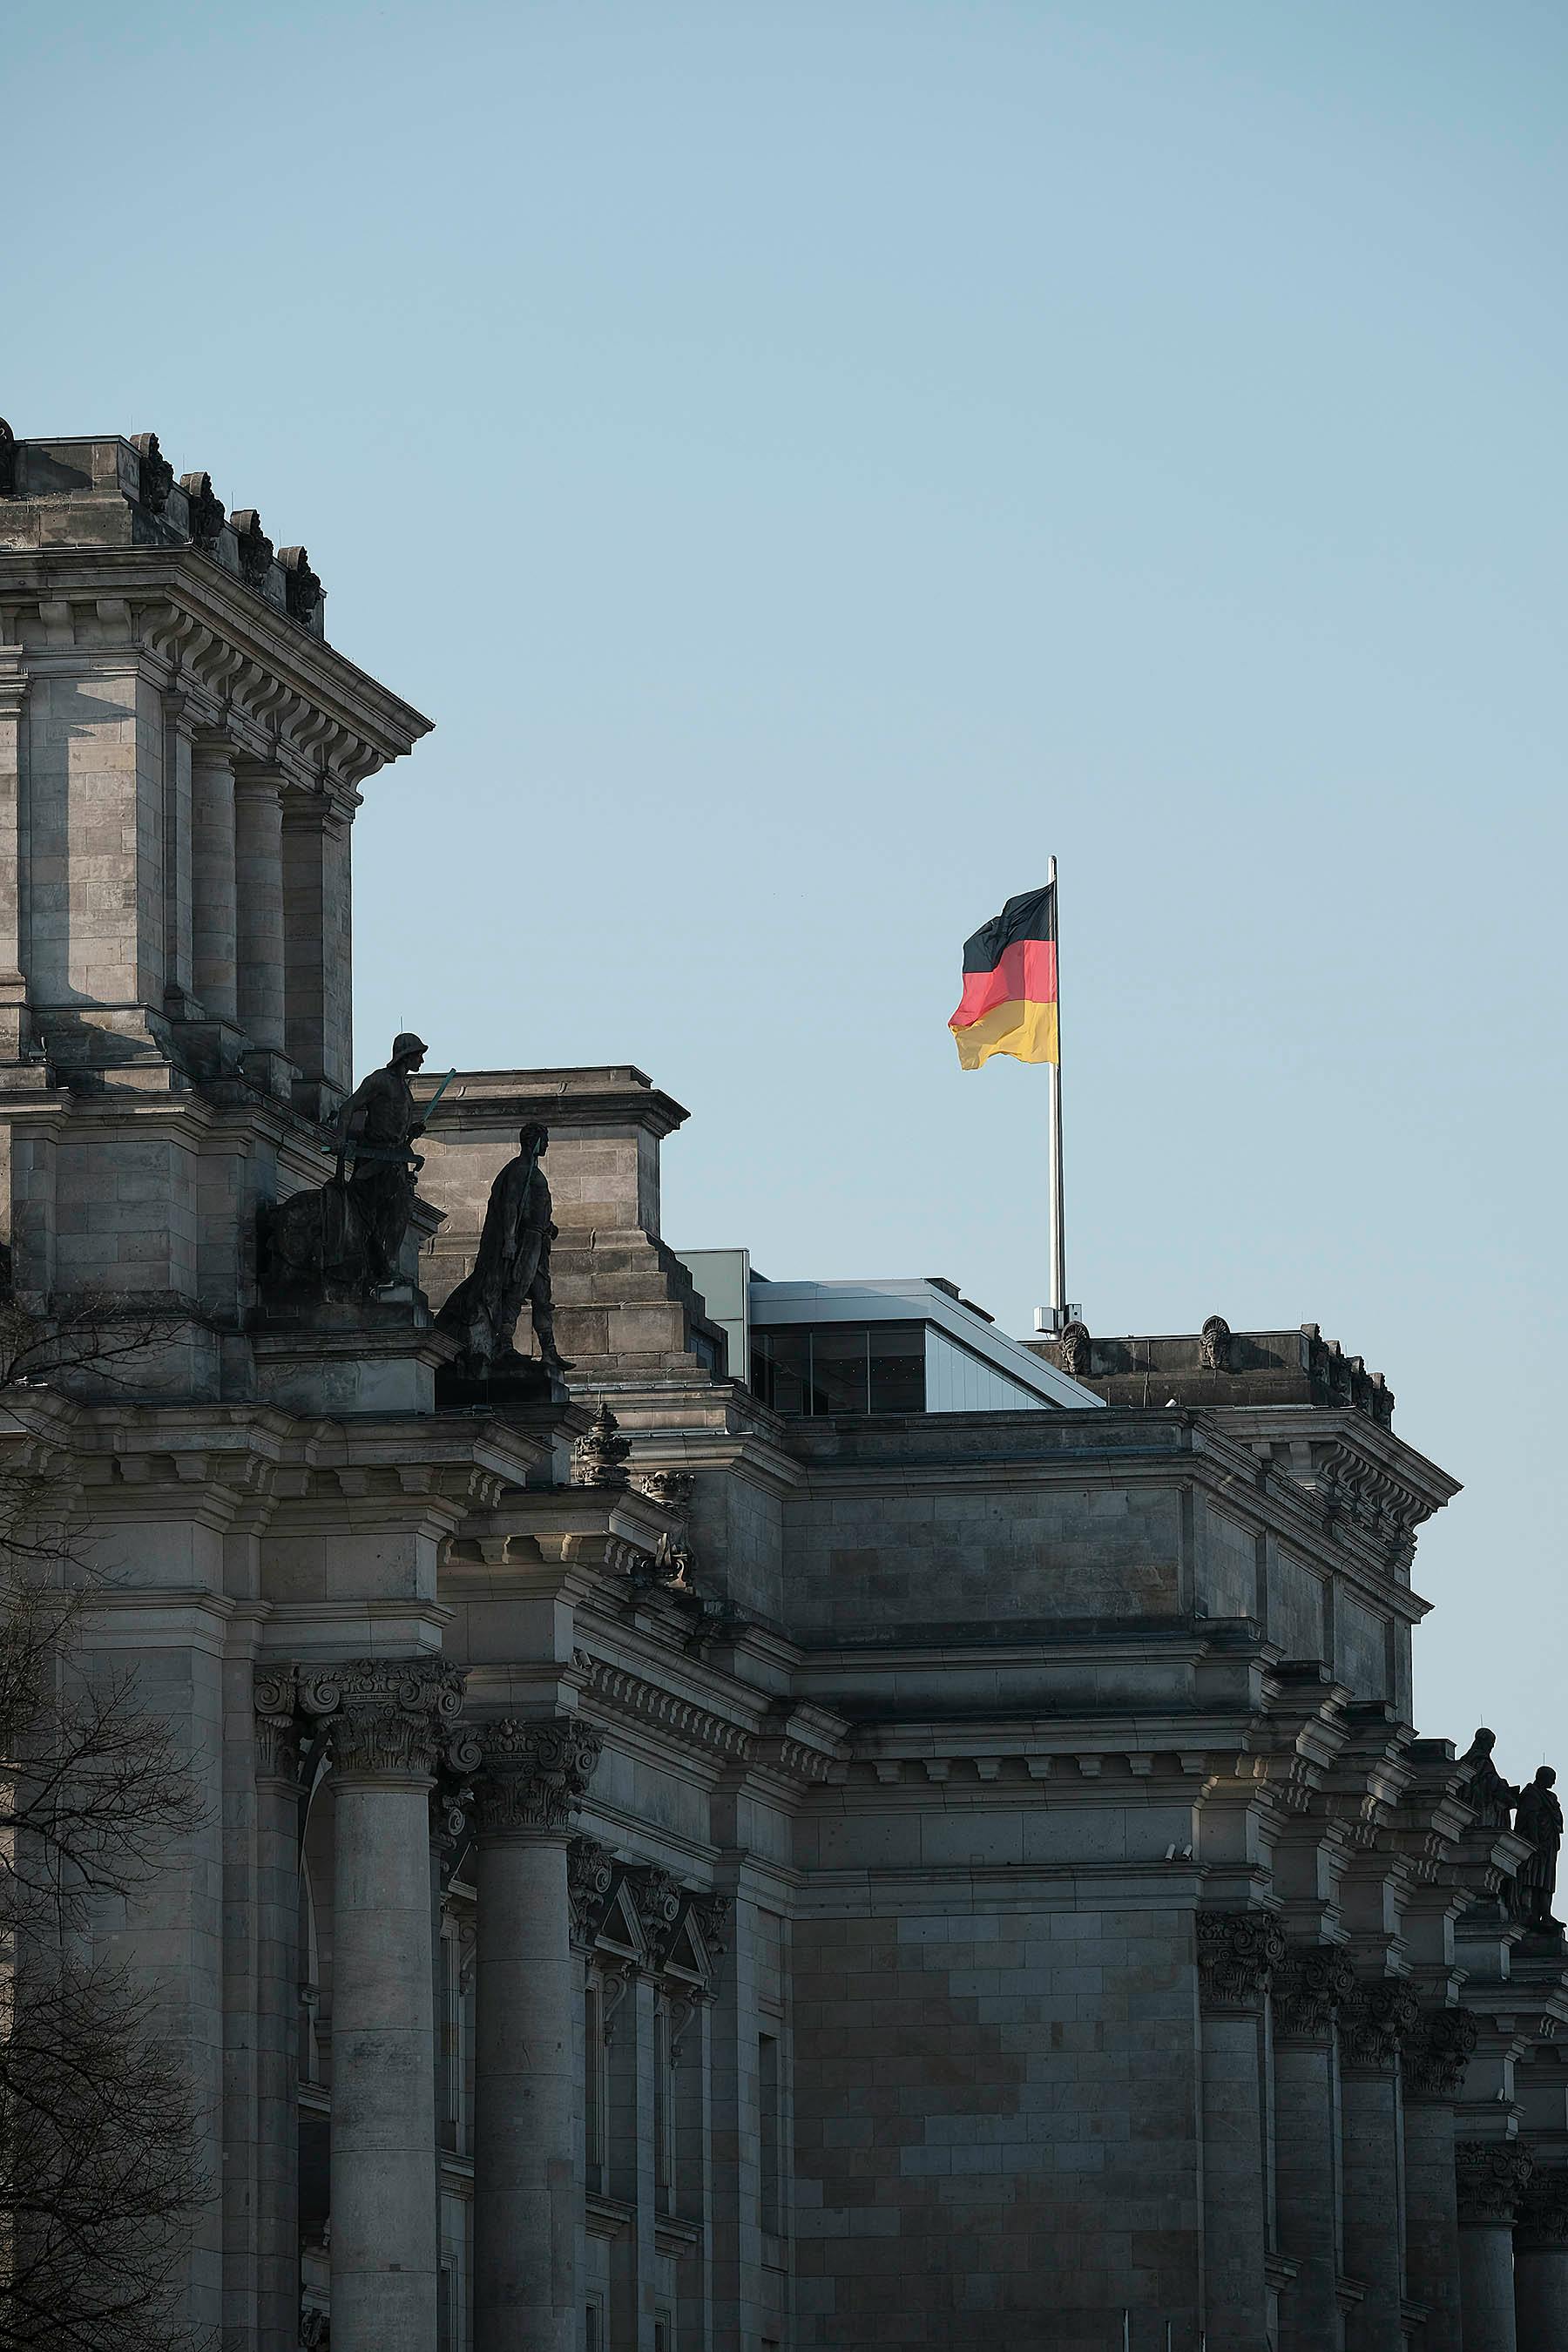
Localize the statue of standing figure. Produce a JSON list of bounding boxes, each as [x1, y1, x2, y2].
[[1458, 1727, 1518, 1831], [1512, 1766, 1564, 1934], [436, 1122, 571, 1379], [336, 1031, 430, 1288]]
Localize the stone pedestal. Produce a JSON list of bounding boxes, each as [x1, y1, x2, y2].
[[1515, 2166, 1568, 2352], [1197, 1911, 1285, 2351], [1273, 1947, 1355, 2352], [1456, 2140, 1533, 2352], [1339, 1983, 1419, 2352], [303, 1659, 464, 2352], [470, 1714, 602, 2352]]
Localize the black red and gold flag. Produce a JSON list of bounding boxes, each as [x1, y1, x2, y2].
[[948, 883, 1058, 1071]]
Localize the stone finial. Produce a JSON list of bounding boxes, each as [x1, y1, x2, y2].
[[1271, 1944, 1355, 2040], [1338, 1980, 1421, 2072], [179, 470, 226, 551], [1057, 1319, 1091, 1377], [1196, 1909, 1287, 2008], [571, 1399, 631, 1490], [230, 508, 274, 589], [1199, 1315, 1233, 1372], [296, 1655, 466, 1780], [568, 1834, 616, 1945], [1456, 2139, 1534, 2226], [1405, 2007, 1481, 2102], [0, 421, 15, 498], [278, 544, 322, 625], [470, 1713, 603, 1837], [130, 431, 174, 515], [1516, 2165, 1568, 2250]]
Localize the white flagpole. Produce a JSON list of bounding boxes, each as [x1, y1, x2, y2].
[[1046, 854, 1066, 1330]]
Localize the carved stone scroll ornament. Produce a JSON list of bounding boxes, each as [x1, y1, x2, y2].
[[1338, 1981, 1422, 2073], [130, 430, 174, 514], [1515, 2165, 1568, 2251], [1197, 1910, 1287, 2008], [1404, 2007, 1481, 2103], [1271, 1945, 1355, 2041], [571, 1400, 631, 1491], [690, 1890, 733, 1964], [1199, 1315, 1233, 1373], [568, 1835, 616, 1946], [626, 1864, 685, 1973], [470, 1714, 603, 1838], [179, 470, 226, 551], [297, 1657, 466, 1781], [253, 1664, 302, 1784], [1455, 2139, 1534, 2227]]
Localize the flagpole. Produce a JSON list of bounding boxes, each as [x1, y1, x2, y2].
[[1046, 854, 1067, 1330]]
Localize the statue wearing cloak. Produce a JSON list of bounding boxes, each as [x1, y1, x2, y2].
[[436, 1122, 570, 1376], [1513, 1767, 1564, 1933]]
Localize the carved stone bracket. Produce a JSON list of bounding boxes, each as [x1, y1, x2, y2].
[[1456, 2139, 1534, 2226], [1272, 1945, 1355, 2041], [1515, 2164, 1568, 2250], [1198, 1910, 1287, 2008], [1339, 1981, 1422, 2073], [470, 1714, 603, 1839], [625, 1863, 685, 1974], [1405, 2008, 1481, 2103], [296, 1657, 466, 1781], [569, 1835, 617, 1947]]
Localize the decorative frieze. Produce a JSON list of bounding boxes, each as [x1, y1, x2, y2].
[[1404, 2007, 1480, 2102], [296, 1656, 466, 1781], [1271, 1945, 1355, 2040], [1197, 1909, 1287, 2008], [470, 1714, 603, 1838], [1338, 1981, 1421, 2073], [1456, 2139, 1533, 2226], [1515, 2165, 1568, 2251]]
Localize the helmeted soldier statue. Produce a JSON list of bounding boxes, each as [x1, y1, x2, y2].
[[335, 1031, 429, 1289]]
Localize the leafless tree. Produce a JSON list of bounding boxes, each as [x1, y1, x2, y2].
[[0, 1286, 212, 2351]]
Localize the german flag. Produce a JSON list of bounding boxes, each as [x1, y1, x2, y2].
[[949, 883, 1058, 1070]]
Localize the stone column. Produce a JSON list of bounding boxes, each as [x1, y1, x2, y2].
[[301, 1658, 464, 2352], [0, 667, 30, 1059], [1456, 2141, 1533, 2352], [1338, 1981, 1419, 2352], [1272, 1945, 1355, 2352], [253, 1670, 308, 2352], [470, 1713, 602, 2352], [1198, 1909, 1286, 2352], [1515, 2164, 1568, 2352], [232, 761, 287, 1057], [191, 730, 239, 1024], [280, 790, 355, 1116], [160, 690, 199, 1017], [1402, 2010, 1478, 2352]]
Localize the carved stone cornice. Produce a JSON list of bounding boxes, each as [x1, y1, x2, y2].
[[1272, 1945, 1355, 2041], [1339, 1981, 1422, 2073], [1404, 2007, 1481, 2103], [470, 1714, 603, 1840], [1198, 1910, 1287, 2009], [1456, 2139, 1533, 2226], [297, 1656, 465, 1782], [1515, 2165, 1568, 2250], [568, 1835, 616, 1947]]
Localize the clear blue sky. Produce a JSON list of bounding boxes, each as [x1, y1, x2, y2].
[[9, 2, 1565, 1770]]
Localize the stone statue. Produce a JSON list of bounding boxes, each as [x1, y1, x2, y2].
[[436, 1122, 570, 1378], [1512, 1766, 1564, 1933], [335, 1032, 430, 1289], [1458, 1727, 1519, 1831]]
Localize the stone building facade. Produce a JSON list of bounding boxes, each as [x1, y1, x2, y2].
[[1, 421, 1565, 2352]]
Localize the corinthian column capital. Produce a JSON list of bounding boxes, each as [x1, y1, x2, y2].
[[299, 1655, 466, 1782], [471, 1714, 603, 1840]]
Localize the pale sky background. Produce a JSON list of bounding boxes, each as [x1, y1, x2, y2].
[[8, 2, 1565, 1769]]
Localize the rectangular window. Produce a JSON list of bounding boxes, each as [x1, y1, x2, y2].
[[868, 1321, 925, 1414], [808, 1325, 869, 1416], [750, 1325, 808, 1415], [759, 2031, 781, 2236], [585, 2301, 602, 2352]]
